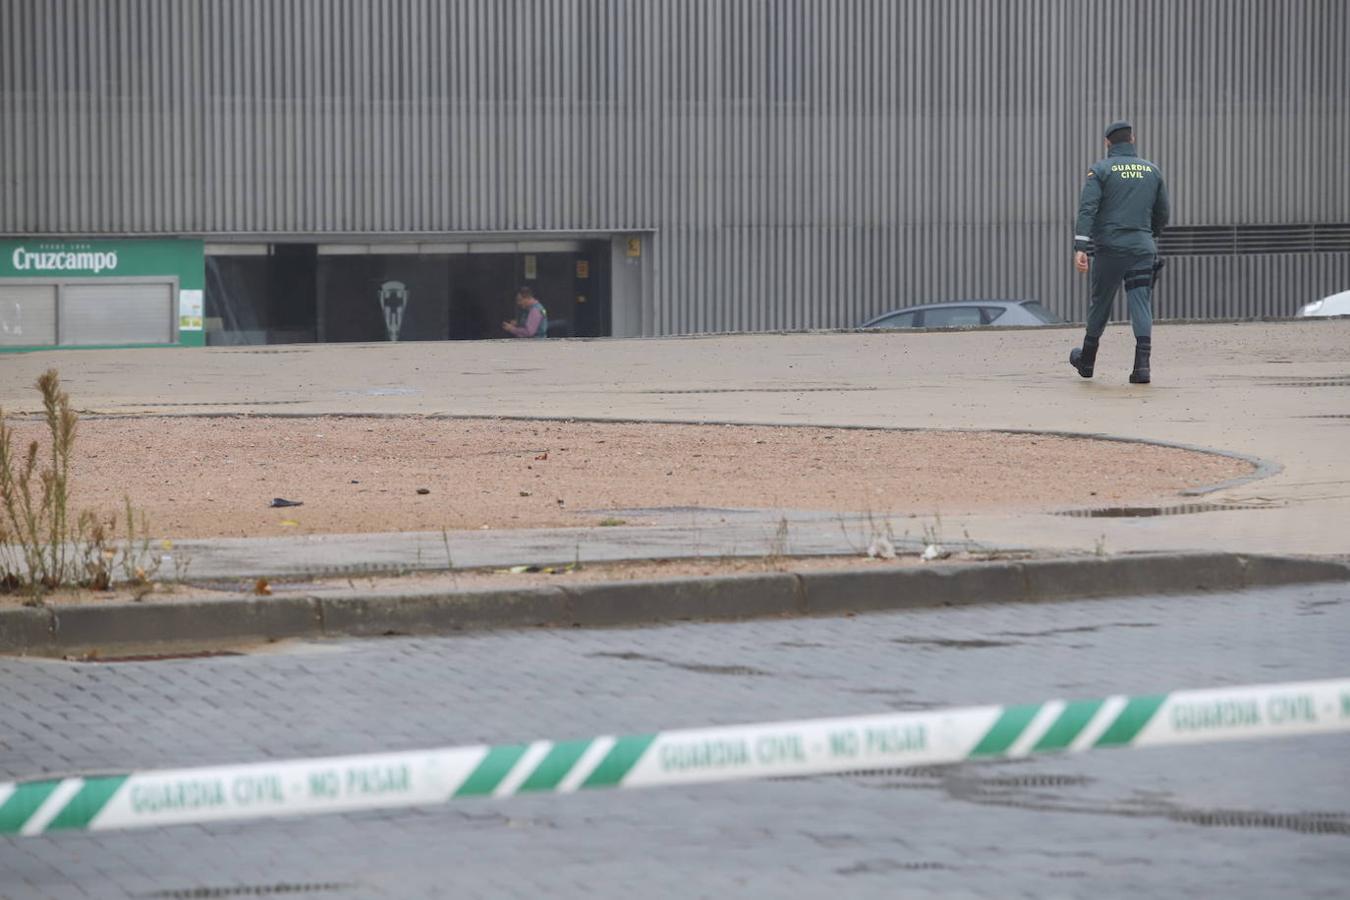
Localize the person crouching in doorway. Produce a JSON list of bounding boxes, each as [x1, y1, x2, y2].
[[502, 286, 549, 338]]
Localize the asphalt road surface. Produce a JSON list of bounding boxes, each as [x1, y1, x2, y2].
[[2, 583, 1348, 899]]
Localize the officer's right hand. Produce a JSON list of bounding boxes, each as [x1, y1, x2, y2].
[[1074, 251, 1089, 273]]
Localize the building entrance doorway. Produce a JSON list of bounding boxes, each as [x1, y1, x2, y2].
[[206, 239, 612, 345]]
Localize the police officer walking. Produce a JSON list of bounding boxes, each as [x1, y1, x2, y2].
[[1070, 120, 1170, 384]]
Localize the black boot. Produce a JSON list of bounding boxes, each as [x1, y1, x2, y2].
[[1129, 336, 1152, 384], [1069, 335, 1099, 378]]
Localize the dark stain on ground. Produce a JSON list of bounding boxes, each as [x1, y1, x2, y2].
[[996, 622, 1159, 638], [778, 640, 828, 648], [891, 637, 1019, 649], [850, 766, 1350, 838], [841, 689, 945, 711], [587, 650, 771, 677], [79, 650, 243, 664]]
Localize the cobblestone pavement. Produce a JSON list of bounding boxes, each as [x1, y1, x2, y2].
[[2, 583, 1348, 899]]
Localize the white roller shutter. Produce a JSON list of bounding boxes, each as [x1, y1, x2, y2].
[[59, 283, 174, 346], [0, 285, 58, 347]]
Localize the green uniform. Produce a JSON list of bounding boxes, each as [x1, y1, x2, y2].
[[1074, 142, 1170, 338]]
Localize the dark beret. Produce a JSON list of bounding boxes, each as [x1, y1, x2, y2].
[[1104, 119, 1133, 140]]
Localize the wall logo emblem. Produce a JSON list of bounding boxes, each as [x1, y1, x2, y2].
[[378, 281, 409, 341]]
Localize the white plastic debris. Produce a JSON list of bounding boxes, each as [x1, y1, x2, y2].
[[866, 537, 897, 560], [921, 544, 949, 562]]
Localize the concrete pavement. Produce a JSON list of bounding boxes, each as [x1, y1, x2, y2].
[[1, 319, 1346, 567]]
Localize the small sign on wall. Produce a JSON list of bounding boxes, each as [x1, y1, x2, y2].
[[575, 260, 590, 279], [179, 289, 203, 330], [524, 255, 537, 280]]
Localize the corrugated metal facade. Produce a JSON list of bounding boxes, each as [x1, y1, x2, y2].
[[3, 0, 1348, 334]]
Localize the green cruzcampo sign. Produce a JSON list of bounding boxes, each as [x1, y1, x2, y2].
[[0, 239, 203, 290], [9, 246, 122, 274], [0, 238, 206, 348]]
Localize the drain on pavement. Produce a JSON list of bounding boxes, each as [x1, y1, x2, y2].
[[1266, 375, 1350, 388], [836, 860, 951, 876], [1054, 502, 1266, 518], [140, 883, 355, 899], [1166, 809, 1350, 835]]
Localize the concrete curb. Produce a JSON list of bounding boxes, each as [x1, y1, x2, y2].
[[2, 552, 1347, 659]]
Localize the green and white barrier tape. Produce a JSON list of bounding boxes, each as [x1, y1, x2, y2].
[[3, 677, 1347, 836]]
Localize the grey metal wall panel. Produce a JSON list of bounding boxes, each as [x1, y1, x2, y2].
[[1144, 253, 1350, 321], [2, 0, 1347, 334]]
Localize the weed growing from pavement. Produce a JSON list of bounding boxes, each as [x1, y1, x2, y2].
[[0, 370, 165, 605], [919, 513, 953, 561], [836, 508, 902, 559], [440, 528, 454, 569], [920, 513, 943, 550], [765, 515, 791, 564]]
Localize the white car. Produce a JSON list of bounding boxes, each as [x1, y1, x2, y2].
[[1298, 290, 1350, 317]]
